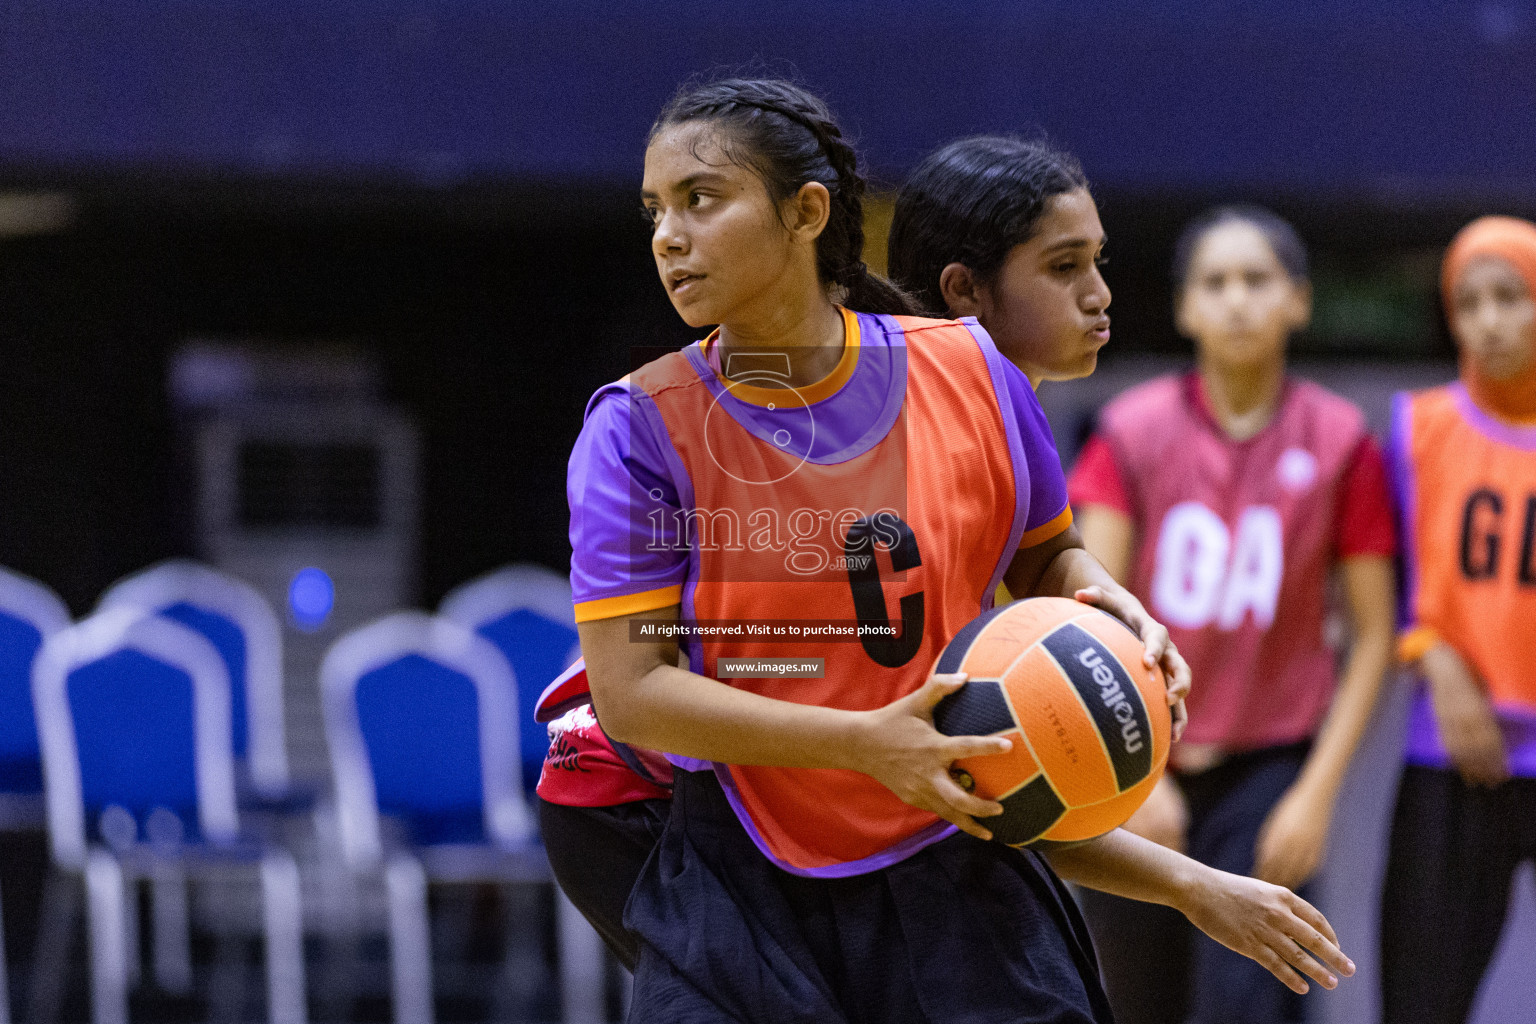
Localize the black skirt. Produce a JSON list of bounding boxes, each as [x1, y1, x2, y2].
[[624, 768, 1114, 1024]]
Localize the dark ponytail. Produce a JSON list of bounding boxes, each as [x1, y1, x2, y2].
[[888, 136, 1089, 316], [651, 78, 920, 317]]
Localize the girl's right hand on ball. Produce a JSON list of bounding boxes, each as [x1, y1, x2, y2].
[[850, 672, 1012, 841]]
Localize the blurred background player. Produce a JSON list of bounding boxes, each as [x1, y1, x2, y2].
[[1380, 215, 1536, 1024], [1066, 206, 1396, 1024]]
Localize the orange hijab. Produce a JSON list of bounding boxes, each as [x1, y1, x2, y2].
[[1441, 215, 1536, 422]]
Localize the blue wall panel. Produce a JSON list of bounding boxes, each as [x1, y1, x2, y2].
[[1, 2, 1533, 190]]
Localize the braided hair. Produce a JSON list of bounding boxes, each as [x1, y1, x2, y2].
[[651, 79, 920, 317]]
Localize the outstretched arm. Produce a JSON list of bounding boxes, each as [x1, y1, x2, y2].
[[1044, 830, 1355, 995]]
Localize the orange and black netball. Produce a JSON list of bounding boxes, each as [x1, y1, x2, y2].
[[932, 597, 1172, 846]]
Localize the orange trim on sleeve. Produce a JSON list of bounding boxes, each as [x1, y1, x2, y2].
[[573, 585, 684, 623], [1397, 626, 1440, 666], [1019, 506, 1074, 549]]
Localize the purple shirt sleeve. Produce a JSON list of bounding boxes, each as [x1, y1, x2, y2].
[[1001, 360, 1071, 538], [567, 383, 690, 614]]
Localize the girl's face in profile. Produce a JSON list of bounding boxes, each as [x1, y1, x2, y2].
[[974, 188, 1112, 385], [1176, 220, 1310, 370], [1450, 254, 1536, 383], [641, 123, 813, 331]]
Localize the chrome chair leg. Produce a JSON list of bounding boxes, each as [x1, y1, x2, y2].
[[261, 851, 307, 1024], [384, 855, 433, 1024], [556, 890, 605, 1024], [149, 860, 192, 994], [84, 852, 128, 1024]]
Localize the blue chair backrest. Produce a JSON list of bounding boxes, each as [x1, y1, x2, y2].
[[439, 565, 579, 792], [69, 649, 200, 826], [0, 568, 70, 794], [357, 653, 484, 845], [323, 612, 531, 866], [33, 608, 238, 866], [98, 560, 288, 797]]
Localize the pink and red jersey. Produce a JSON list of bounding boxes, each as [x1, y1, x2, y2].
[[1069, 373, 1394, 750], [1392, 384, 1536, 776], [537, 702, 673, 806], [553, 309, 1072, 876]]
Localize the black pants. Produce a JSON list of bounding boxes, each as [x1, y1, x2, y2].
[[1079, 743, 1310, 1024], [539, 797, 670, 971], [626, 769, 1114, 1024], [1380, 766, 1536, 1024]]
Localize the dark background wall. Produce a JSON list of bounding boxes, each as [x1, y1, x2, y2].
[[3, 2, 1535, 192]]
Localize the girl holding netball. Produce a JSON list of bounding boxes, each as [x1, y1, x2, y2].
[[1381, 215, 1536, 1024], [560, 82, 1353, 1020], [1066, 205, 1397, 1024]]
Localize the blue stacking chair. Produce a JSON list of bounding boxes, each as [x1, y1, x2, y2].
[[0, 567, 70, 817], [322, 612, 577, 1024], [438, 571, 608, 1021], [32, 606, 306, 1024], [0, 567, 70, 1024], [97, 560, 290, 801], [437, 564, 580, 795]]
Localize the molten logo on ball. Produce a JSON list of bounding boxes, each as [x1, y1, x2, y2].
[[1078, 648, 1145, 752], [932, 598, 1171, 848], [1040, 623, 1153, 790]]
